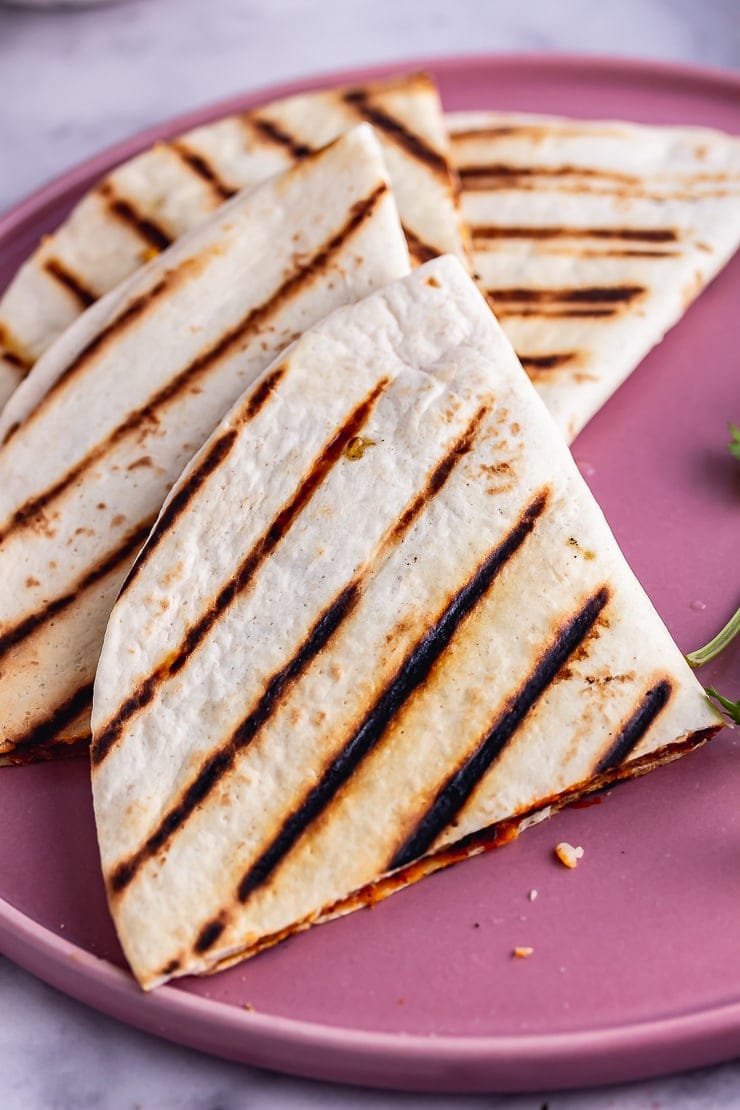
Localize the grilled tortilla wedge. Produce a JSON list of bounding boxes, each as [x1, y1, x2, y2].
[[90, 256, 721, 990], [447, 110, 740, 440], [0, 72, 466, 408], [0, 125, 410, 765]]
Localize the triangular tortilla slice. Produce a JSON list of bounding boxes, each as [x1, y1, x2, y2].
[[0, 72, 466, 408], [90, 256, 721, 990], [446, 110, 740, 441], [0, 126, 411, 765]]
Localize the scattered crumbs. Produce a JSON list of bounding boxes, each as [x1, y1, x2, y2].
[[528, 889, 538, 902], [513, 946, 534, 959], [344, 435, 376, 461], [473, 922, 480, 929], [59, 923, 65, 930], [242, 1002, 255, 1012], [555, 842, 584, 869]]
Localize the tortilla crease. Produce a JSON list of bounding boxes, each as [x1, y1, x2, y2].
[[447, 110, 740, 441], [90, 256, 722, 991], [0, 125, 411, 765], [0, 72, 467, 407]]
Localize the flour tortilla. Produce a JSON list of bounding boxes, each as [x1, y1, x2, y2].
[[447, 110, 740, 440], [90, 256, 721, 990], [0, 72, 466, 407], [0, 125, 410, 764]]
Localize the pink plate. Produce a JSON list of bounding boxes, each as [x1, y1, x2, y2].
[[0, 54, 739, 1093]]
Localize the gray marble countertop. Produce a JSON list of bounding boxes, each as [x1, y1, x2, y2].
[[1, 1, 739, 1107]]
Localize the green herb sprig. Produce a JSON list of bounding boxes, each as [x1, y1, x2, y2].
[[686, 606, 740, 725], [729, 423, 740, 461]]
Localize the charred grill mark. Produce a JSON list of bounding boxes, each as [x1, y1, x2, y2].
[[109, 582, 361, 896], [0, 272, 172, 449], [242, 364, 287, 420], [120, 366, 285, 597], [459, 163, 640, 188], [244, 114, 314, 159], [108, 405, 488, 894], [169, 142, 236, 201], [194, 917, 226, 954], [594, 680, 673, 773], [343, 88, 450, 179], [91, 379, 389, 768], [236, 491, 549, 905], [471, 225, 679, 244], [391, 406, 489, 539], [489, 285, 645, 306], [0, 182, 388, 541], [518, 352, 578, 372], [591, 249, 677, 258], [450, 125, 619, 143], [159, 958, 181, 976], [4, 681, 94, 755], [0, 324, 32, 375], [496, 306, 617, 319], [487, 284, 645, 320], [401, 224, 439, 265], [0, 519, 153, 663], [1, 350, 29, 372], [42, 258, 97, 308], [98, 182, 172, 251], [389, 586, 611, 869]]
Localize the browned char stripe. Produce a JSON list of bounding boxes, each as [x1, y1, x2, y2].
[[487, 284, 645, 319], [107, 405, 490, 896], [0, 323, 32, 376], [459, 163, 640, 188], [0, 183, 388, 544], [42, 258, 97, 308], [92, 377, 390, 768], [0, 271, 173, 451], [343, 88, 450, 179], [0, 519, 153, 665], [594, 679, 673, 773], [169, 142, 237, 201], [389, 586, 611, 868], [98, 182, 172, 251], [120, 366, 285, 598], [3, 681, 94, 756], [194, 918, 226, 954], [245, 114, 314, 159], [472, 225, 678, 244], [402, 224, 439, 265], [518, 352, 578, 372], [489, 284, 645, 305], [234, 490, 549, 907]]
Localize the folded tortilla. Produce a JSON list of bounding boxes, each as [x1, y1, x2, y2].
[[0, 125, 411, 765], [447, 110, 740, 440], [90, 256, 721, 990], [0, 72, 466, 408]]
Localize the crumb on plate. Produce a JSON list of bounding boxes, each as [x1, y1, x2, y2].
[[555, 842, 584, 868]]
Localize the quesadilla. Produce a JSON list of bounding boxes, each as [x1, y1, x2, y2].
[[447, 110, 740, 440], [90, 256, 721, 990], [0, 125, 411, 765], [0, 72, 466, 408]]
